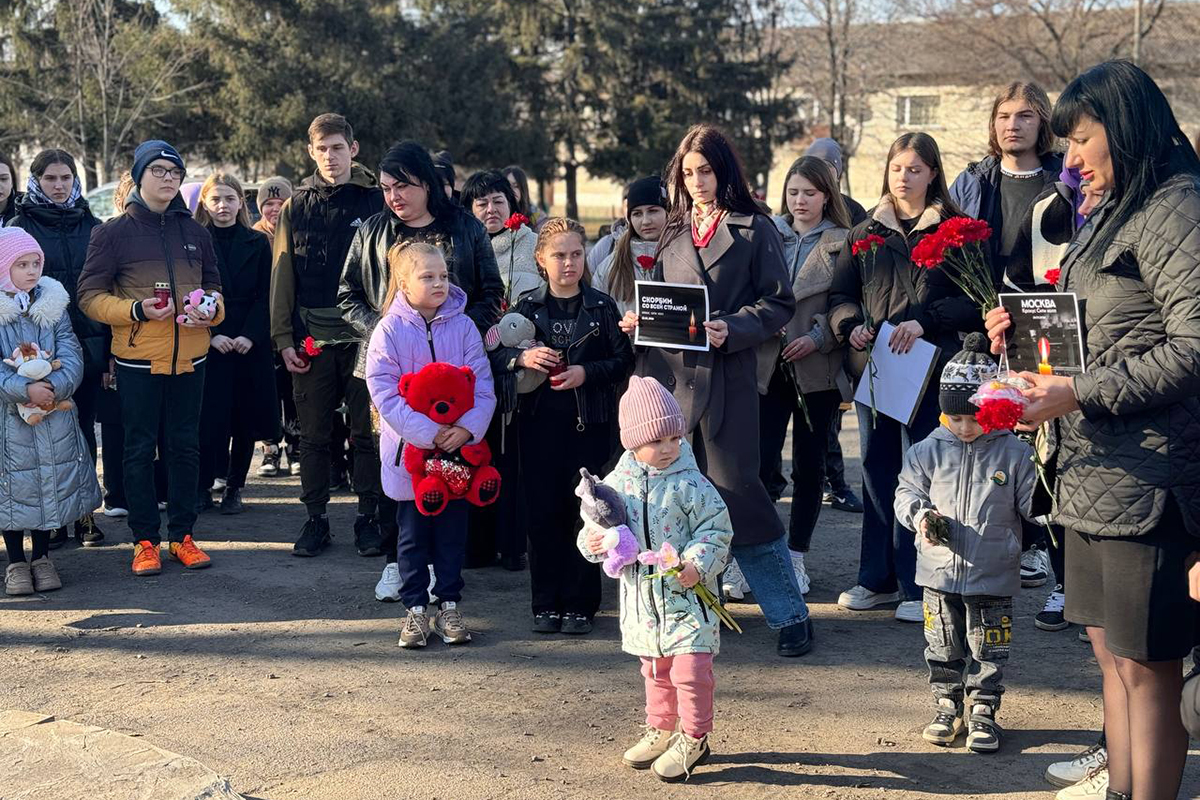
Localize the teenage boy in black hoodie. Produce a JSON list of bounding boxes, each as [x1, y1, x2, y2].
[[269, 113, 388, 557]]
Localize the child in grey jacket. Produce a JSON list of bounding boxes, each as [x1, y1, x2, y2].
[[895, 333, 1036, 755]]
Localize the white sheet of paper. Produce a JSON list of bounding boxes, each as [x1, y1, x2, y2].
[[852, 321, 942, 427]]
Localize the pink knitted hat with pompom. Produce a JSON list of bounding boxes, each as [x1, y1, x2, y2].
[[618, 375, 685, 451], [0, 228, 43, 293]]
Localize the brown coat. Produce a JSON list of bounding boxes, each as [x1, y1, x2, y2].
[[780, 226, 853, 400], [77, 191, 224, 375]]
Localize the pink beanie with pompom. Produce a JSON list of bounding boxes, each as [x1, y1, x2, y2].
[[0, 228, 43, 293]]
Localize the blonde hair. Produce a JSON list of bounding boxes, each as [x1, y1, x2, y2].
[[383, 240, 446, 311], [194, 172, 251, 228], [113, 171, 134, 214], [534, 217, 591, 284]]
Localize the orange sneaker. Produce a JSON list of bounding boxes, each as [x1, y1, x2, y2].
[[132, 541, 162, 576], [168, 535, 212, 569]]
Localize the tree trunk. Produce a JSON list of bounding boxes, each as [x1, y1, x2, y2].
[[565, 160, 578, 222]]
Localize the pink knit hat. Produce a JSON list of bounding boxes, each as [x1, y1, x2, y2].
[[0, 228, 43, 293], [619, 375, 686, 451]]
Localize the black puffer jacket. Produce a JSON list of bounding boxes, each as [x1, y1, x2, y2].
[[829, 196, 980, 368], [8, 196, 106, 373], [338, 205, 504, 376], [492, 284, 635, 426], [1055, 173, 1200, 538]]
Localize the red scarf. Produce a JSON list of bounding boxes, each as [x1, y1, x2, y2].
[[691, 204, 725, 248]]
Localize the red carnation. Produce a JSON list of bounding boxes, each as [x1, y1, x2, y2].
[[636, 255, 655, 270], [851, 233, 885, 256], [911, 233, 947, 269], [303, 335, 322, 357], [1045, 268, 1061, 287], [504, 213, 530, 231], [975, 397, 1024, 433]]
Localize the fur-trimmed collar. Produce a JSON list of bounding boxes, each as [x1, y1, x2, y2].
[[0, 276, 70, 327], [872, 194, 945, 237]]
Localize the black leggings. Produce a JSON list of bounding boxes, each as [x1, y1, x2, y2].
[[3, 530, 50, 562]]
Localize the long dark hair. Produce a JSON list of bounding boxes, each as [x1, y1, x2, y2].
[[502, 165, 534, 218], [378, 141, 455, 222], [663, 124, 762, 244], [879, 132, 962, 217], [0, 152, 17, 212], [1051, 60, 1200, 257], [30, 149, 77, 178], [778, 156, 852, 229]]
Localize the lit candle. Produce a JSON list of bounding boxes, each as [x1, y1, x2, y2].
[[1038, 337, 1053, 375], [688, 311, 698, 343]]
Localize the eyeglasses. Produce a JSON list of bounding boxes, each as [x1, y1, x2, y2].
[[148, 166, 186, 181]]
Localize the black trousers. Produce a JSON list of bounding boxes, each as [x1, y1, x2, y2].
[[466, 411, 525, 566], [758, 365, 841, 552], [520, 410, 611, 616], [267, 354, 300, 457], [291, 343, 380, 517], [826, 406, 849, 493], [117, 363, 205, 545]]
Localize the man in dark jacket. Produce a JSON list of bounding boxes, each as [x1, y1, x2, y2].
[[269, 113, 385, 558]]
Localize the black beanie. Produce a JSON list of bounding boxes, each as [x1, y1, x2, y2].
[[626, 176, 666, 220], [939, 333, 998, 415]]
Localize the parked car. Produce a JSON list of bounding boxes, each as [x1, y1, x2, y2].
[[85, 180, 263, 222]]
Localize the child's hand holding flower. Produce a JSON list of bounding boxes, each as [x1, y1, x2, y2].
[[677, 562, 701, 588]]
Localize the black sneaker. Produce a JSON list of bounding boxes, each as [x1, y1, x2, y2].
[[560, 613, 593, 635], [966, 705, 1001, 753], [48, 526, 68, 550], [1036, 585, 1069, 631], [777, 617, 814, 657], [257, 446, 281, 477], [353, 514, 383, 556], [501, 552, 527, 572], [74, 514, 104, 547], [829, 488, 864, 513], [219, 487, 244, 515], [196, 491, 216, 515], [292, 515, 332, 557], [532, 612, 562, 633]]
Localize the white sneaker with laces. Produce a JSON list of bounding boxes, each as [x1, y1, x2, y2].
[[837, 584, 900, 610], [102, 505, 128, 518], [721, 559, 750, 601], [1045, 743, 1107, 788], [375, 562, 401, 602], [1020, 545, 1051, 587], [211, 478, 227, 493], [1054, 767, 1108, 800], [789, 551, 811, 595], [895, 600, 923, 623]]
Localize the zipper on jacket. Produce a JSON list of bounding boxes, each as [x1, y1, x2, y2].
[[565, 325, 599, 432], [425, 318, 437, 361], [160, 215, 180, 376], [643, 471, 663, 657], [956, 440, 974, 594]]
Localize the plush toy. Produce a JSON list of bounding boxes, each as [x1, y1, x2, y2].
[[398, 362, 502, 516], [3, 342, 73, 425], [176, 288, 221, 326], [484, 312, 546, 394], [576, 468, 639, 578]]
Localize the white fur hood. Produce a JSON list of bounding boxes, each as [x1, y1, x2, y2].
[[0, 276, 71, 327]]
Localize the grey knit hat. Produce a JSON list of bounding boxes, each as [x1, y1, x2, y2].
[[939, 333, 998, 415]]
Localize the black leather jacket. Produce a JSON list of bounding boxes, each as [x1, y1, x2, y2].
[[492, 284, 635, 425]]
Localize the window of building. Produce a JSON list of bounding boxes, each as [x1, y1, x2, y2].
[[896, 95, 940, 128]]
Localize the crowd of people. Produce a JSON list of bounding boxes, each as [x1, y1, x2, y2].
[[0, 58, 1198, 795]]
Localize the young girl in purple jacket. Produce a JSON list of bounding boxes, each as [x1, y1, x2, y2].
[[365, 241, 496, 650]]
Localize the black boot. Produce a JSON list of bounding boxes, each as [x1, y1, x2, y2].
[[74, 514, 105, 547], [353, 514, 383, 556], [219, 487, 244, 515], [1105, 792, 1131, 800], [292, 515, 332, 557], [777, 617, 814, 657]]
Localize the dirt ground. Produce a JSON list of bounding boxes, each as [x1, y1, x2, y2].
[[2, 414, 1198, 800]]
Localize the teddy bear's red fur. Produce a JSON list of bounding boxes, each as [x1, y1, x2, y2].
[[398, 362, 501, 516]]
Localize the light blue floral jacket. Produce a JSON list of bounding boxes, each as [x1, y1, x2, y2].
[[576, 440, 733, 658]]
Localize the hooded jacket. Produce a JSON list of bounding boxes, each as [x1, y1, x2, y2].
[[77, 190, 224, 375], [895, 426, 1036, 597], [364, 283, 496, 503], [270, 165, 382, 351], [576, 440, 733, 658], [0, 277, 101, 529]]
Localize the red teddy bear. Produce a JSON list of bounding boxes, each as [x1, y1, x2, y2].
[[399, 362, 501, 516]]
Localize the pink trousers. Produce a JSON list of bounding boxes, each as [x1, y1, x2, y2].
[[640, 653, 715, 737]]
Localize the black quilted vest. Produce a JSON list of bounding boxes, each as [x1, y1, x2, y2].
[[289, 180, 382, 309]]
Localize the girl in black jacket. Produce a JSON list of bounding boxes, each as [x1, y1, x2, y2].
[[194, 174, 279, 514], [828, 132, 977, 624], [493, 218, 634, 634], [8, 149, 105, 546]]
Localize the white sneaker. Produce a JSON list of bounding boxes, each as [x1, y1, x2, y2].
[[789, 551, 811, 595], [1046, 742, 1107, 788], [102, 505, 128, 518], [1020, 545, 1051, 587], [375, 563, 401, 602], [721, 559, 750, 601], [211, 478, 227, 493], [157, 501, 167, 512], [837, 584, 900, 610], [895, 600, 923, 623], [1055, 767, 1109, 800]]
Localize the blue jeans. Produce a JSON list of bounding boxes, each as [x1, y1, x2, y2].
[[732, 535, 809, 629], [396, 500, 468, 609]]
